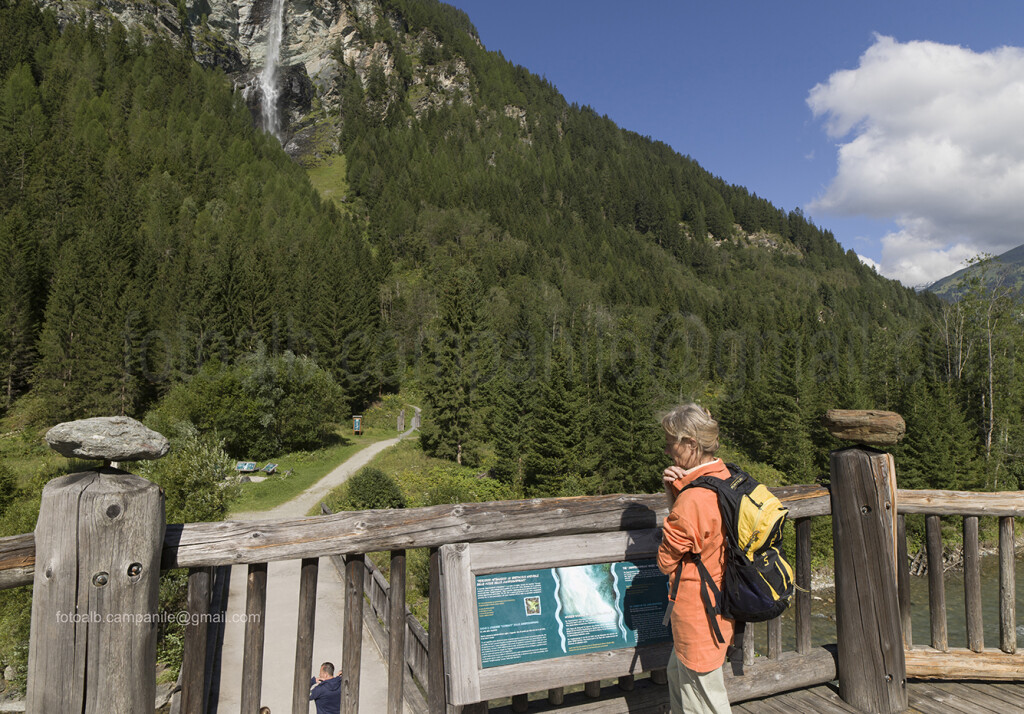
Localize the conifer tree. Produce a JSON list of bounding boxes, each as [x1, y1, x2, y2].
[[420, 266, 484, 466]]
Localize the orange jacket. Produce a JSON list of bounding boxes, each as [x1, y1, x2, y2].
[[657, 458, 734, 673]]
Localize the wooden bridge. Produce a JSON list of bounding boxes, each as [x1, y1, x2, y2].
[[2, 441, 1024, 712]]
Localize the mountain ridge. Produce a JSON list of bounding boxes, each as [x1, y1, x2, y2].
[[927, 244, 1024, 300]]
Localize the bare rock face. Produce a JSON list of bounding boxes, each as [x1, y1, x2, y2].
[[45, 417, 170, 462]]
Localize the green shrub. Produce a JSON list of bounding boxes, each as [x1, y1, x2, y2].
[[150, 351, 346, 460], [136, 423, 236, 524], [336, 467, 406, 510]]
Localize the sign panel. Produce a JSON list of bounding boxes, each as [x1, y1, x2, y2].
[[439, 529, 676, 705], [475, 559, 672, 668]]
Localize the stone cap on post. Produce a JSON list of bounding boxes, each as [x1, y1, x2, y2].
[[822, 409, 906, 447], [45, 416, 170, 464]]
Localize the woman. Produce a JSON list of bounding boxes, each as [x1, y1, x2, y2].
[[657, 404, 733, 714]]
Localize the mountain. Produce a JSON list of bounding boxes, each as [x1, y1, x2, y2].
[[927, 244, 1024, 300], [3, 0, 962, 495]]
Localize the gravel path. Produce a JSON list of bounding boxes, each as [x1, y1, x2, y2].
[[214, 430, 413, 713]]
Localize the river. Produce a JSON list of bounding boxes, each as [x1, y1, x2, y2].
[[748, 552, 1024, 652]]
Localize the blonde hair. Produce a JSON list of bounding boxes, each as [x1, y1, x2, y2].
[[661, 403, 719, 456]]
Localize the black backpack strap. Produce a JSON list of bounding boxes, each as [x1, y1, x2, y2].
[[660, 552, 725, 645], [691, 553, 725, 644]]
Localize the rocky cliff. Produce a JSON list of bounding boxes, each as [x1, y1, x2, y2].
[[37, 0, 471, 158]]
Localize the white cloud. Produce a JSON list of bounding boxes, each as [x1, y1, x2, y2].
[[807, 35, 1024, 285], [856, 253, 880, 272]]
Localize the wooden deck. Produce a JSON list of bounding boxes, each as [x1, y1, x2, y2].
[[735, 680, 1024, 713], [488, 678, 1024, 713]]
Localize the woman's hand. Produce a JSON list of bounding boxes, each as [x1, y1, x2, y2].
[[662, 465, 686, 490]]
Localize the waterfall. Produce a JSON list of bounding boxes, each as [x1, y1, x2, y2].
[[555, 565, 617, 620], [259, 0, 286, 139]]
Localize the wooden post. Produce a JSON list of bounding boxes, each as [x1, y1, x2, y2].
[[388, 549, 407, 714], [925, 515, 947, 651], [428, 547, 446, 713], [27, 468, 165, 714], [795, 517, 812, 654], [343, 553, 365, 714], [181, 567, 212, 714], [829, 446, 907, 713], [240, 562, 268, 714], [963, 516, 983, 653], [896, 515, 913, 648], [293, 558, 319, 714], [999, 516, 1016, 654]]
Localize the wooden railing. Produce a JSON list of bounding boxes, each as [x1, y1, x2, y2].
[[1, 450, 1024, 712], [896, 490, 1024, 679]]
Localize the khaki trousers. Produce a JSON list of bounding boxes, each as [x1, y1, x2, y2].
[[666, 651, 732, 714]]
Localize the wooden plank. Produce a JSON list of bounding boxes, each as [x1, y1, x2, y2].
[[767, 618, 782, 659], [157, 488, 829, 569], [829, 447, 906, 713], [292, 558, 318, 714], [469, 529, 661, 575], [511, 693, 528, 711], [795, 517, 811, 654], [957, 680, 1024, 708], [0, 532, 34, 588], [723, 646, 838, 704], [343, 553, 365, 714], [240, 562, 268, 714], [428, 547, 445, 713], [742, 623, 754, 666], [475, 644, 836, 704], [204, 565, 230, 713], [490, 677, 669, 714], [933, 681, 1015, 714], [547, 686, 564, 704], [897, 489, 1024, 516], [785, 685, 861, 713], [924, 515, 947, 652], [1, 487, 831, 580], [27, 469, 165, 714], [26, 472, 96, 713], [909, 681, 990, 714], [980, 681, 1024, 705], [181, 567, 212, 714], [905, 646, 1024, 678], [440, 543, 482, 706], [963, 516, 984, 652], [1000, 516, 1016, 654], [897, 514, 913, 648], [907, 683, 965, 714], [389, 550, 407, 714]]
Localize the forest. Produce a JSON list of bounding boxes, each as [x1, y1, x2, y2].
[[1, 0, 1022, 503], [1, 0, 1023, 691]]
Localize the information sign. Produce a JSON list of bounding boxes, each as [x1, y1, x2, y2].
[[476, 559, 672, 668], [440, 529, 676, 706]]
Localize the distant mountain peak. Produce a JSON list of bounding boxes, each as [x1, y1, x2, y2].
[[926, 244, 1024, 300]]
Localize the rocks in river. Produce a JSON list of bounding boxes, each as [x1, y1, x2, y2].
[[45, 417, 170, 462]]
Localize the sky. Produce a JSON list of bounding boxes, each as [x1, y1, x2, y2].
[[444, 1, 1024, 288]]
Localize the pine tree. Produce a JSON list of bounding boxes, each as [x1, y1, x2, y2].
[[420, 267, 484, 466]]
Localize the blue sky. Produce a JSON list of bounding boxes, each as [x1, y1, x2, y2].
[[445, 1, 1024, 287]]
